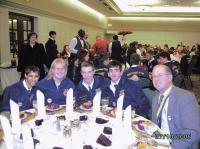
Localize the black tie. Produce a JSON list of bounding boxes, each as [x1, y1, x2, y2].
[[157, 95, 164, 128], [114, 84, 118, 89], [88, 86, 92, 96]]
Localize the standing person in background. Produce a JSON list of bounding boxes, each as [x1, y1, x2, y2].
[[109, 35, 123, 63], [45, 31, 59, 68], [18, 32, 48, 80], [84, 32, 91, 50], [91, 35, 108, 57], [69, 29, 87, 63]]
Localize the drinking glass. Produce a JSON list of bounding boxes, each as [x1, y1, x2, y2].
[[32, 100, 38, 115], [101, 98, 109, 112]]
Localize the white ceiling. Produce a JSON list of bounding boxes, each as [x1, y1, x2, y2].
[[79, 0, 200, 17]]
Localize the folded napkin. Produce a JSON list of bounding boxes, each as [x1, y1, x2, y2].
[[0, 115, 13, 148], [36, 90, 46, 119], [95, 117, 108, 124], [103, 126, 112, 135], [10, 100, 21, 135], [96, 134, 111, 146], [22, 125, 34, 149], [116, 95, 124, 122], [83, 145, 93, 149], [66, 88, 74, 116], [92, 91, 101, 117]]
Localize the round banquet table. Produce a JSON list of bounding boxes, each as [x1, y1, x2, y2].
[[0, 106, 171, 149]]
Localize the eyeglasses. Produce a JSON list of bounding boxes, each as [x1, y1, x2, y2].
[[152, 73, 171, 79]]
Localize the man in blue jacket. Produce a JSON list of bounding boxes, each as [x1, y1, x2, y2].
[[75, 61, 110, 108], [1, 66, 40, 112], [101, 60, 150, 118]]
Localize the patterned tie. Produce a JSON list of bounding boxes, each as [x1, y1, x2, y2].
[[157, 94, 164, 128]]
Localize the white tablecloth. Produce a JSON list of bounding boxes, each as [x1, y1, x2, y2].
[[0, 108, 171, 149], [0, 67, 20, 94]]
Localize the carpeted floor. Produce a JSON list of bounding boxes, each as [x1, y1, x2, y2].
[[185, 74, 200, 104]]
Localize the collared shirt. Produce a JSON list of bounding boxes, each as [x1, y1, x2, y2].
[[131, 64, 139, 68], [109, 79, 120, 95], [23, 80, 32, 91], [161, 85, 173, 135], [69, 36, 84, 54], [82, 79, 94, 91]]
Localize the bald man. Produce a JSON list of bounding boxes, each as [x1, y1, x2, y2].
[[151, 64, 200, 149]]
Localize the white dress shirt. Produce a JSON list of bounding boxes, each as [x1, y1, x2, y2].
[[82, 79, 94, 91], [23, 80, 32, 91], [69, 36, 84, 54], [109, 79, 120, 95]]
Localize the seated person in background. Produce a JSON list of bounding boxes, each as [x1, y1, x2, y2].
[[1, 66, 40, 112], [123, 53, 149, 79], [95, 53, 110, 77], [156, 51, 181, 77], [101, 60, 150, 118], [146, 50, 157, 72], [67, 50, 90, 85], [37, 58, 75, 105], [151, 64, 200, 149], [75, 61, 110, 108]]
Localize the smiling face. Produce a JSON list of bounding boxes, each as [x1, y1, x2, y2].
[[152, 65, 173, 94], [81, 66, 95, 85], [52, 63, 66, 80], [108, 66, 123, 84], [25, 71, 39, 88]]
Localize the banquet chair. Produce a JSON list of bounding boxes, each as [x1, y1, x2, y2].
[[138, 77, 152, 89], [173, 74, 184, 88]]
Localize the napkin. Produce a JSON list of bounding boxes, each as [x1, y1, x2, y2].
[[92, 91, 101, 117], [116, 95, 124, 122], [0, 115, 14, 149], [10, 100, 21, 135], [66, 88, 74, 116], [36, 90, 46, 119], [22, 125, 34, 149], [123, 105, 134, 145]]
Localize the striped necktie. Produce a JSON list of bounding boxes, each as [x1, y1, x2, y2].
[[157, 95, 164, 128]]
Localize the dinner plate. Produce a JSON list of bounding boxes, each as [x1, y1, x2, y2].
[[20, 113, 28, 120], [46, 105, 62, 112], [133, 120, 157, 135], [79, 105, 92, 111]]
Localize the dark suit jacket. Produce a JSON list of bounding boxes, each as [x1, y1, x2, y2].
[[152, 86, 200, 149]]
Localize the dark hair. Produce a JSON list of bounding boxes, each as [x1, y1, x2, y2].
[[78, 29, 85, 38], [27, 32, 38, 40], [49, 31, 56, 37], [130, 53, 140, 65], [146, 50, 154, 55], [81, 61, 94, 70], [99, 53, 110, 63], [113, 35, 118, 40], [157, 51, 171, 60], [108, 60, 122, 71], [77, 50, 89, 63], [25, 65, 40, 76]]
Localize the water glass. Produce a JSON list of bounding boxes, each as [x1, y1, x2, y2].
[[101, 98, 109, 111]]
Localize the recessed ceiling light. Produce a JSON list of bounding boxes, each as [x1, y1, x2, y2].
[[108, 23, 112, 27]]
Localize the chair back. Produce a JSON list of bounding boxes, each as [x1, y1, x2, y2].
[[173, 74, 184, 87], [138, 77, 152, 89]]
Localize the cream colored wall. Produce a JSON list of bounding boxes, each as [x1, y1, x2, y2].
[[0, 7, 10, 63], [37, 17, 105, 52]]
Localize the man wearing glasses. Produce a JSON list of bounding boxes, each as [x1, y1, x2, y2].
[[151, 64, 200, 149]]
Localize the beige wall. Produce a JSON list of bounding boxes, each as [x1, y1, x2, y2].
[[107, 17, 200, 47]]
